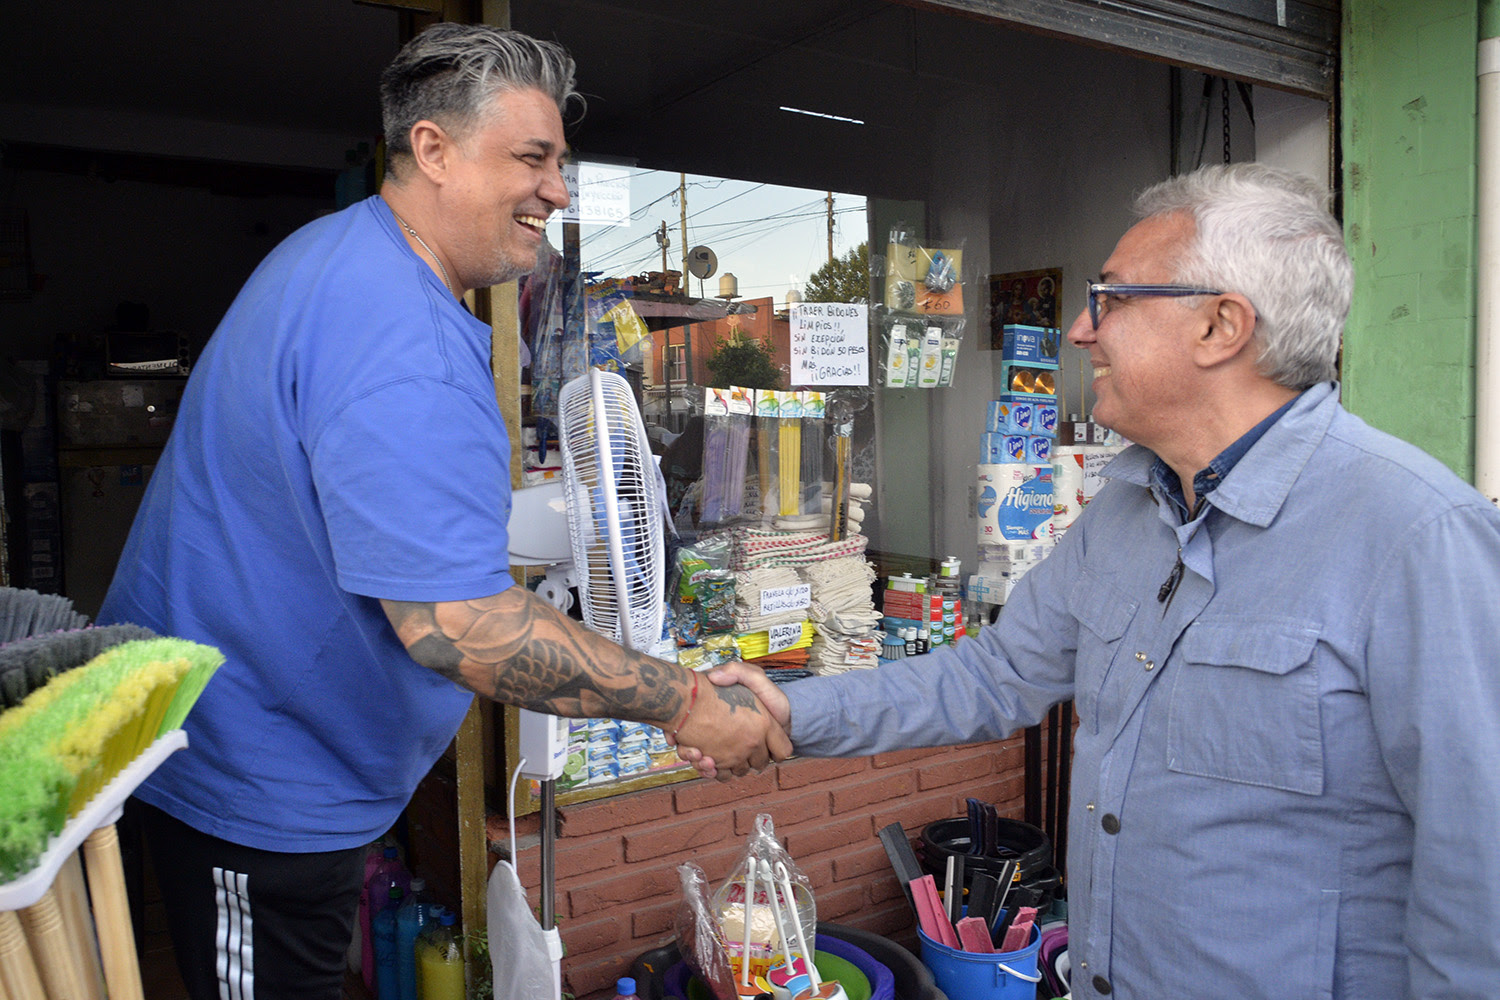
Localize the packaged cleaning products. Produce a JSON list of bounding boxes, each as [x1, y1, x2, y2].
[[882, 318, 913, 388]]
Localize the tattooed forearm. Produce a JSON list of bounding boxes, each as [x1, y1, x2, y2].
[[381, 589, 685, 725]]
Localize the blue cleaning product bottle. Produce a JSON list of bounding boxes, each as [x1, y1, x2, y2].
[[374, 884, 404, 999], [396, 877, 434, 1000], [362, 845, 411, 990]]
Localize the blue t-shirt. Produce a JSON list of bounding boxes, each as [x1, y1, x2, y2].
[[100, 196, 515, 852]]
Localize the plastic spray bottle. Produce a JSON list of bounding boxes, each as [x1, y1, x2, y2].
[[416, 910, 465, 1000]]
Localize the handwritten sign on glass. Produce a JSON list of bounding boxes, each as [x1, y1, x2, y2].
[[790, 302, 869, 386]]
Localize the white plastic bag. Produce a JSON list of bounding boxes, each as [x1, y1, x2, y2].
[[488, 858, 561, 1000]]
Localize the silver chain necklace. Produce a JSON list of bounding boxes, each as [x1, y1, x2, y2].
[[389, 208, 454, 296]]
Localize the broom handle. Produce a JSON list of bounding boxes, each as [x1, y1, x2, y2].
[[54, 851, 108, 1000], [83, 823, 146, 1000], [19, 886, 91, 1000], [0, 909, 46, 1000]]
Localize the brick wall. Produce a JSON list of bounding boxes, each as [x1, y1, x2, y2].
[[479, 737, 1029, 1000]]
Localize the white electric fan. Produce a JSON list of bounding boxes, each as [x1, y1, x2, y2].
[[557, 367, 667, 652], [503, 367, 667, 999]]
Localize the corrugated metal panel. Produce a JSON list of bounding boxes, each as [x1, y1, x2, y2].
[[910, 0, 1339, 97]]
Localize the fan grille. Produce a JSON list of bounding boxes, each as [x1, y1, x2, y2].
[[558, 369, 665, 652]]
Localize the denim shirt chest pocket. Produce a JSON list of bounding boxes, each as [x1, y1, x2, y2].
[[1167, 619, 1324, 795], [1067, 572, 1140, 732]]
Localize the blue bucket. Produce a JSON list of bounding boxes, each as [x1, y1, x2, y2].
[[917, 920, 1042, 1000]]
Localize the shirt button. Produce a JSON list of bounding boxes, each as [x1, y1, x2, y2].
[[1086, 802, 1095, 812], [1144, 660, 1155, 671], [1101, 813, 1121, 834], [1134, 651, 1147, 661], [1093, 974, 1113, 994]]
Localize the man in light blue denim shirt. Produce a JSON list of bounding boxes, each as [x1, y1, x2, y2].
[[689, 164, 1500, 998]]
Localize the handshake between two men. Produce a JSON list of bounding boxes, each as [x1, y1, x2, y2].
[[668, 662, 792, 780]]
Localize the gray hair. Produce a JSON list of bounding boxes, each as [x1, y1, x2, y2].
[[1134, 163, 1351, 389], [380, 23, 580, 176]]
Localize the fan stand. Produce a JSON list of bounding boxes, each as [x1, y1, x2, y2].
[[516, 367, 664, 998], [539, 778, 563, 995]]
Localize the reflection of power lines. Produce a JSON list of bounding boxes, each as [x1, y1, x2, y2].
[[578, 178, 736, 253], [583, 182, 772, 268], [713, 205, 864, 261], [596, 204, 865, 277]]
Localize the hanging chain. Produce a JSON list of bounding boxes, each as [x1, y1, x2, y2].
[[1222, 79, 1232, 164]]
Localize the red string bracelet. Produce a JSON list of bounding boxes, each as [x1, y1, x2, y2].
[[671, 670, 700, 741]]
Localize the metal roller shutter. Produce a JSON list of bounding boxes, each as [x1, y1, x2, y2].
[[911, 0, 1339, 98]]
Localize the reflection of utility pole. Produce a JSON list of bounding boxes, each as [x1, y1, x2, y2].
[[655, 221, 670, 403], [679, 173, 689, 286], [655, 219, 673, 408], [680, 172, 693, 388], [826, 191, 834, 264]]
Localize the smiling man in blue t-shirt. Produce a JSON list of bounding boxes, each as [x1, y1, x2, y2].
[[101, 24, 789, 999]]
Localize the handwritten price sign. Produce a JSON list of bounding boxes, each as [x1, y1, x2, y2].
[[767, 622, 804, 654], [760, 584, 812, 617]]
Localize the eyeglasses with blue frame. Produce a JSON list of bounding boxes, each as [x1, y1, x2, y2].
[[1084, 280, 1224, 330]]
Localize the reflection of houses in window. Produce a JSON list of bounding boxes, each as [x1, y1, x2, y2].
[[666, 344, 687, 383]]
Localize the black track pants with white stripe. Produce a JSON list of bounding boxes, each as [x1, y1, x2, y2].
[[131, 799, 366, 1000]]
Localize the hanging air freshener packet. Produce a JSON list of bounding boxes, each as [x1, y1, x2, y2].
[[878, 312, 917, 388], [797, 391, 826, 518], [755, 389, 782, 523], [700, 385, 756, 527], [712, 813, 818, 986], [774, 390, 805, 520], [876, 309, 967, 389]]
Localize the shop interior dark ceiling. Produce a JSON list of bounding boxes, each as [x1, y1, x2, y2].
[[1, 0, 1334, 191]]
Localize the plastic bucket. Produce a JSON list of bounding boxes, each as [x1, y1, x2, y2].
[[917, 817, 1051, 882], [917, 922, 1041, 1000]]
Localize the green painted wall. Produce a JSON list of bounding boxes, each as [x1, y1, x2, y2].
[[1342, 0, 1479, 477]]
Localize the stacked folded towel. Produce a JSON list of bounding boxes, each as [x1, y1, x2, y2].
[[803, 556, 881, 674]]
